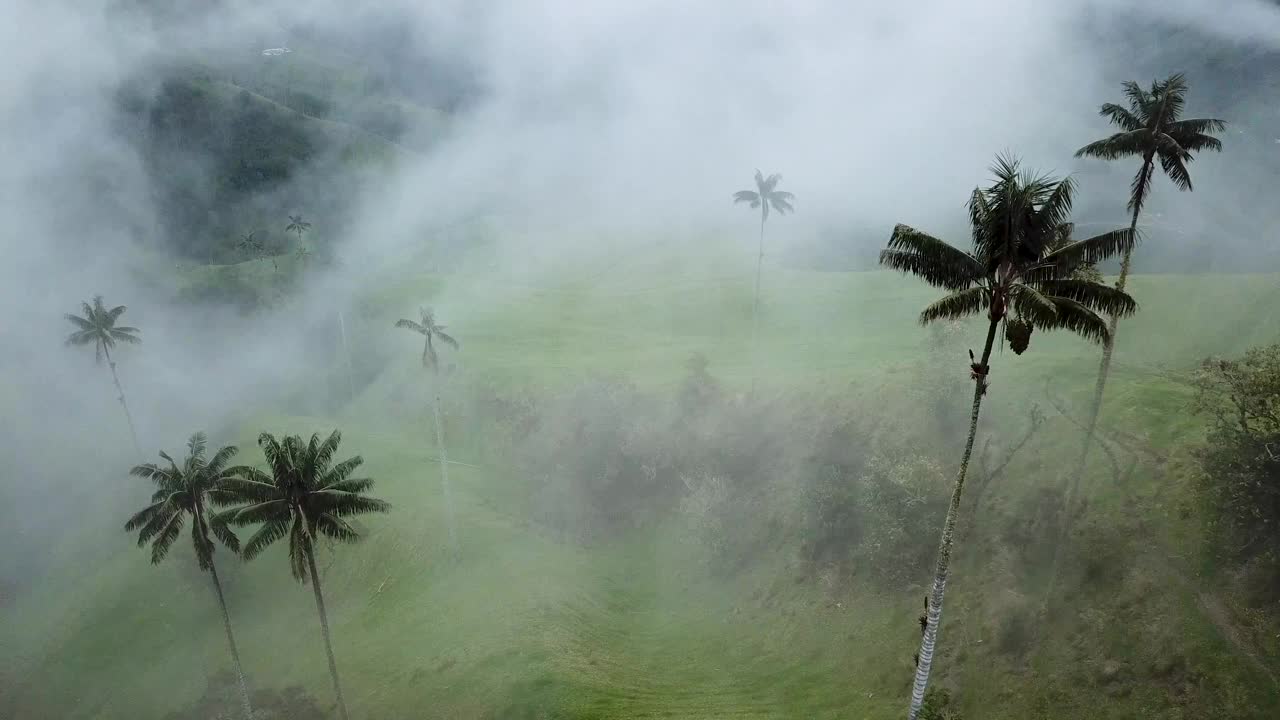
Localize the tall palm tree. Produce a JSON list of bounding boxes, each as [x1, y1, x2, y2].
[[286, 214, 311, 256], [733, 170, 794, 392], [1072, 74, 1224, 470], [124, 433, 254, 720], [237, 231, 270, 270], [65, 295, 142, 455], [880, 155, 1137, 720], [395, 307, 460, 552], [220, 430, 390, 720]]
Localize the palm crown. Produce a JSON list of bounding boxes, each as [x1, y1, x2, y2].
[[1075, 73, 1225, 216], [219, 431, 389, 582], [237, 231, 263, 256], [733, 169, 794, 220], [124, 433, 241, 569], [881, 155, 1138, 353], [286, 215, 312, 237], [65, 295, 141, 364], [395, 307, 459, 372]]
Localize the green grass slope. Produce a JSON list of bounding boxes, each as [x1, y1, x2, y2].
[[4, 264, 1280, 719]]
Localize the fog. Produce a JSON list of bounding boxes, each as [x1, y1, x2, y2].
[[3, 0, 1280, 714]]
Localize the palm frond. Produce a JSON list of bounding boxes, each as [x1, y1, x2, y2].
[[1037, 297, 1111, 344], [217, 471, 278, 505], [1075, 130, 1149, 160], [311, 431, 342, 476], [1034, 279, 1137, 317], [316, 513, 361, 543], [205, 444, 238, 477], [1098, 103, 1143, 132], [125, 500, 168, 533], [320, 477, 375, 494], [209, 514, 241, 554], [1170, 117, 1226, 137], [768, 193, 794, 215], [881, 225, 984, 291], [64, 314, 93, 331], [289, 519, 310, 581], [318, 457, 363, 488], [1128, 160, 1157, 216], [435, 330, 459, 350], [150, 510, 185, 564], [732, 190, 759, 205], [1010, 284, 1059, 327], [918, 287, 989, 324], [395, 319, 426, 334], [1156, 140, 1193, 191], [1121, 80, 1151, 113], [242, 516, 291, 560], [1037, 227, 1137, 271], [1176, 133, 1223, 153], [227, 499, 289, 525], [312, 492, 391, 518], [191, 515, 215, 570]]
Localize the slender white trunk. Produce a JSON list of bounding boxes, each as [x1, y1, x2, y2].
[[103, 346, 141, 457], [1049, 171, 1148, 612], [209, 564, 255, 720], [907, 317, 999, 720], [433, 383, 459, 553], [749, 210, 766, 394], [307, 551, 350, 720]]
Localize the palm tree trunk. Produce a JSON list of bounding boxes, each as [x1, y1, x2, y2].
[[102, 346, 141, 457], [1048, 164, 1150, 614], [749, 211, 766, 394], [907, 317, 999, 720], [306, 551, 351, 720], [209, 563, 254, 720], [432, 382, 459, 553]]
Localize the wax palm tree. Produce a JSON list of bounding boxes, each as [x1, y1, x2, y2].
[[237, 231, 270, 270], [733, 170, 794, 392], [124, 433, 254, 720], [286, 214, 311, 255], [395, 307, 460, 551], [881, 154, 1138, 720], [219, 430, 390, 720], [1072, 74, 1224, 465], [65, 295, 142, 455]]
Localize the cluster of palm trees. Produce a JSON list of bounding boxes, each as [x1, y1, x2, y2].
[[125, 430, 388, 720], [237, 214, 314, 270], [64, 291, 461, 719], [870, 73, 1223, 720]]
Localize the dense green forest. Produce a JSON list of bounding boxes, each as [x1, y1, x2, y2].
[[3, 2, 1280, 720]]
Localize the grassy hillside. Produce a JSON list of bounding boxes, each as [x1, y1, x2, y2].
[[4, 263, 1280, 719]]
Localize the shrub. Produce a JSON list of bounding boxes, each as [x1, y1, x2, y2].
[[1193, 344, 1280, 597]]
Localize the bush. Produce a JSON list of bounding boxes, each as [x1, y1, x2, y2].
[[918, 687, 963, 720], [1193, 344, 1280, 597], [505, 355, 950, 589], [804, 452, 949, 587]]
